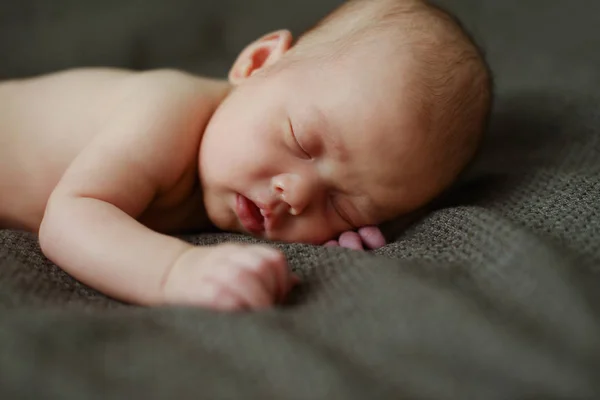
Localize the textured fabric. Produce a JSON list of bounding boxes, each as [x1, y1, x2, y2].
[[1, 0, 600, 398]]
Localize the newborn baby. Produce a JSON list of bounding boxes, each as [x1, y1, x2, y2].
[[0, 0, 491, 310]]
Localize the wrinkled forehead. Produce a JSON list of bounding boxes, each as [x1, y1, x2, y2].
[[300, 58, 424, 159]]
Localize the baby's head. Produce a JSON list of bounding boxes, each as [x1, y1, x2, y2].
[[200, 0, 492, 244]]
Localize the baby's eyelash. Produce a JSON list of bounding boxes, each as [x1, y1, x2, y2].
[[289, 120, 311, 159]]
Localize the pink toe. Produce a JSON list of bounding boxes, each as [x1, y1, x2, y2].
[[324, 240, 339, 247]]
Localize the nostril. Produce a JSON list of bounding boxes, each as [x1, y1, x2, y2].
[[274, 184, 284, 194]]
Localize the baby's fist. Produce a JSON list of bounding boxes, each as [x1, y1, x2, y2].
[[163, 244, 298, 311]]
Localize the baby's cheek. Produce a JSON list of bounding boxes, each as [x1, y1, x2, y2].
[[273, 210, 342, 244], [299, 223, 341, 245], [204, 194, 236, 232]]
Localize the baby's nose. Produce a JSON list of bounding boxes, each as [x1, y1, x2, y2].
[[271, 173, 317, 215]]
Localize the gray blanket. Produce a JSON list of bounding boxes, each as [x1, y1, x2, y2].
[[1, 0, 600, 398]]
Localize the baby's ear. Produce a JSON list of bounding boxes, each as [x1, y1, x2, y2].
[[228, 30, 293, 85]]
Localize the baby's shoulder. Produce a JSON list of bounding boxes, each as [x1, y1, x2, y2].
[[119, 69, 229, 129], [126, 69, 227, 100]]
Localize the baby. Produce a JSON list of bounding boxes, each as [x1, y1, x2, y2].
[[0, 0, 491, 310]]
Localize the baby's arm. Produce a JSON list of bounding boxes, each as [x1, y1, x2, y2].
[[39, 71, 296, 309]]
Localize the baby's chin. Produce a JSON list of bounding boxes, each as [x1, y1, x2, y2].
[[202, 208, 242, 237]]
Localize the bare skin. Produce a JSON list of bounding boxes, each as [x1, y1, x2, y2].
[[0, 0, 488, 311], [7, 0, 497, 311], [1, 68, 297, 310], [0, 67, 384, 310]]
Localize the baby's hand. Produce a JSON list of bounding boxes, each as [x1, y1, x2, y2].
[[163, 244, 299, 311], [324, 226, 386, 251]]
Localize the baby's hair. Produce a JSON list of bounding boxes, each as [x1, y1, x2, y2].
[[296, 0, 493, 189]]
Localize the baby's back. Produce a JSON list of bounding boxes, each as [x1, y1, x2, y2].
[[0, 68, 135, 230]]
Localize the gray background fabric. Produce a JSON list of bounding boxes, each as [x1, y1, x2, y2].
[[1, 0, 600, 398]]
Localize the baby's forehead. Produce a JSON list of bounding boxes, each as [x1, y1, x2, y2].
[[302, 84, 423, 164]]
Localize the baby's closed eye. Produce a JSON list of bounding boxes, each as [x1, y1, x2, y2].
[[287, 119, 311, 160]]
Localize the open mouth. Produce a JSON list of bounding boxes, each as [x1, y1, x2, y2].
[[236, 194, 265, 233]]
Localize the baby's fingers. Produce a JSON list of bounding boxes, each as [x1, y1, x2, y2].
[[193, 278, 247, 311], [338, 231, 364, 250], [228, 250, 279, 302], [358, 226, 386, 249], [240, 246, 292, 302], [215, 267, 272, 310]]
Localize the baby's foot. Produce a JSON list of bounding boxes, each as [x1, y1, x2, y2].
[[324, 226, 386, 250], [163, 244, 299, 311]]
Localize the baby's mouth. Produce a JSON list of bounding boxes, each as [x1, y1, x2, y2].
[[236, 194, 265, 234]]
